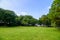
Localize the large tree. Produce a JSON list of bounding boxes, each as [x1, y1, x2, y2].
[[18, 15, 38, 26], [0, 8, 17, 26], [39, 15, 51, 27], [48, 0, 60, 27]]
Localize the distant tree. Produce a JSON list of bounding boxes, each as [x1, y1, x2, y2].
[[17, 15, 24, 26], [39, 15, 51, 27], [0, 8, 5, 26], [0, 8, 38, 27], [18, 15, 38, 26], [0, 8, 17, 26]]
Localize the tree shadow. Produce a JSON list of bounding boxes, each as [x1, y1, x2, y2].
[[0, 37, 3, 40], [56, 27, 60, 31]]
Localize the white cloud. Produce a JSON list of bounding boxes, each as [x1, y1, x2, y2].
[[20, 12, 28, 15], [0, 0, 13, 9], [13, 9, 29, 16], [0, 0, 29, 9], [0, 0, 29, 16], [48, 6, 51, 9]]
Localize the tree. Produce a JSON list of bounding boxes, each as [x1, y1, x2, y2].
[[0, 8, 17, 26], [0, 8, 5, 26], [18, 15, 38, 26], [0, 8, 38, 26], [39, 15, 51, 27], [48, 0, 60, 27]]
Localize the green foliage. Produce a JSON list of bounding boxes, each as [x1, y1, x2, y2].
[[39, 15, 51, 27], [0, 8, 17, 26], [48, 0, 60, 27], [18, 15, 38, 26], [0, 8, 38, 26]]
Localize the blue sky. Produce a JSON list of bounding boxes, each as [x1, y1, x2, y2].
[[0, 0, 53, 19]]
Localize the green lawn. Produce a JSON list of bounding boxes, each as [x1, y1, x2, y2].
[[0, 26, 60, 40]]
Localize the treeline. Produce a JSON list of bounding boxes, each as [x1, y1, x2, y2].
[[0, 8, 51, 27], [39, 0, 60, 27], [47, 0, 60, 27], [0, 0, 60, 27], [0, 8, 38, 26]]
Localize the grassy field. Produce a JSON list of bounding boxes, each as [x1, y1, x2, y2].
[[0, 26, 60, 40]]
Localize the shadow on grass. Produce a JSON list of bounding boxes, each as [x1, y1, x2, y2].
[[0, 37, 4, 40], [56, 27, 60, 31]]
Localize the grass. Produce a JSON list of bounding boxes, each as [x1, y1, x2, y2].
[[0, 26, 60, 40]]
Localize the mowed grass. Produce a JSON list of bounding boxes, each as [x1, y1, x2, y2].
[[0, 26, 60, 40]]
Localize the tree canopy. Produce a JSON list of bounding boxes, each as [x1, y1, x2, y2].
[[0, 8, 38, 26], [0, 0, 60, 27], [0, 8, 17, 26], [47, 0, 60, 27]]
